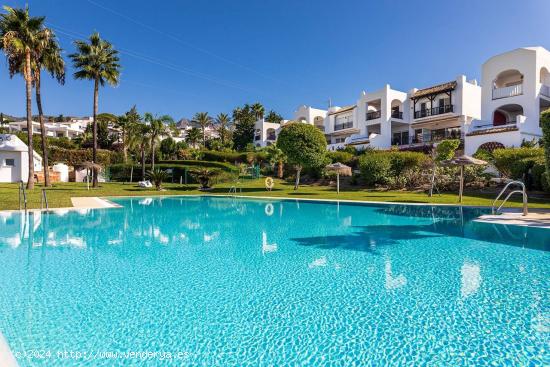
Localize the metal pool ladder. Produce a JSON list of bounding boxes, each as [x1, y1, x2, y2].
[[492, 180, 528, 216], [18, 180, 27, 212]]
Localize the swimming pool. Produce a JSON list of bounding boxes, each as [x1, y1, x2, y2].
[[0, 196, 548, 366]]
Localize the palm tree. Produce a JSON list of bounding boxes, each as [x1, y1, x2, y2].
[[144, 113, 173, 170], [251, 102, 265, 120], [192, 112, 212, 147], [69, 32, 120, 188], [33, 32, 65, 187], [120, 106, 140, 163], [215, 113, 231, 146], [265, 110, 283, 124], [185, 127, 201, 148], [134, 122, 150, 179], [266, 143, 286, 178], [0, 6, 51, 189]]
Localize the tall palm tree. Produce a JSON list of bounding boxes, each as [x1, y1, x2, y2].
[[251, 102, 265, 120], [33, 32, 65, 187], [132, 121, 150, 180], [192, 112, 212, 147], [144, 113, 173, 170], [0, 6, 51, 189], [215, 113, 231, 146], [69, 32, 120, 188], [185, 127, 201, 148], [118, 105, 140, 163]]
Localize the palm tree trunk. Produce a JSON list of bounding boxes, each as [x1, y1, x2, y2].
[[35, 72, 50, 187], [141, 143, 146, 179], [25, 50, 35, 190], [294, 166, 302, 190], [122, 128, 127, 163], [92, 78, 99, 188], [278, 161, 283, 179], [151, 138, 155, 171]]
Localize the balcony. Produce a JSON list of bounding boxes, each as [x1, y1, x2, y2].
[[414, 104, 454, 119], [391, 111, 403, 119], [492, 84, 523, 100], [366, 111, 381, 121], [334, 121, 354, 131], [541, 85, 550, 98]]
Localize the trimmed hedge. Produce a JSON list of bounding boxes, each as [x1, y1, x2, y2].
[[200, 150, 268, 164], [109, 163, 237, 183], [157, 160, 237, 171], [49, 146, 123, 166]]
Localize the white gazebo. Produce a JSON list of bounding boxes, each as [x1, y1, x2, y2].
[[0, 134, 42, 183]]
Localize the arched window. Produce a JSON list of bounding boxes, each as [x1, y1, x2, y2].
[[493, 104, 523, 126], [493, 69, 523, 88], [266, 128, 276, 140]]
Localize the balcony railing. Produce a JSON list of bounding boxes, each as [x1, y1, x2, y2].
[[414, 104, 454, 119], [541, 84, 550, 98], [391, 111, 403, 119], [492, 84, 523, 100], [334, 121, 354, 131], [407, 128, 463, 145], [366, 111, 381, 120]]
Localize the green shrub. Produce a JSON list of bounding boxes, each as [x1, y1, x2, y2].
[[327, 151, 355, 166], [531, 160, 547, 191], [492, 147, 544, 178], [359, 151, 430, 187], [359, 153, 391, 186], [388, 151, 430, 176]]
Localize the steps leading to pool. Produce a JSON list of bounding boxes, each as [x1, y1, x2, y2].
[[476, 209, 550, 228]]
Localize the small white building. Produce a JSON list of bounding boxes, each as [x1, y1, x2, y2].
[[0, 134, 42, 183]]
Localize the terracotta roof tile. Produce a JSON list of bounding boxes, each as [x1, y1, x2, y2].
[[412, 81, 457, 99], [466, 126, 519, 136]]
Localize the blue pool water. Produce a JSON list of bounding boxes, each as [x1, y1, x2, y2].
[[0, 196, 548, 366]]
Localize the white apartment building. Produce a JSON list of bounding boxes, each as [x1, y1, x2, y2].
[[299, 46, 549, 154], [465, 47, 550, 154], [253, 105, 327, 147], [7, 119, 86, 139]]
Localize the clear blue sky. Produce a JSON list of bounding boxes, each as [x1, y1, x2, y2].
[[1, 0, 549, 119]]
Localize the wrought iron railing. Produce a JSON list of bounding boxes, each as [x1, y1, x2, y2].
[[366, 111, 381, 120], [334, 121, 354, 131], [414, 104, 454, 119]]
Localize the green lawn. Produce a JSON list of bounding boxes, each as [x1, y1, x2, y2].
[[1, 179, 549, 210]]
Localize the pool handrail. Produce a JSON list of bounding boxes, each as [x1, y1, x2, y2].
[[492, 180, 528, 216]]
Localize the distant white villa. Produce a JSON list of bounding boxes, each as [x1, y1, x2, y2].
[[6, 117, 91, 139], [254, 46, 550, 154]]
